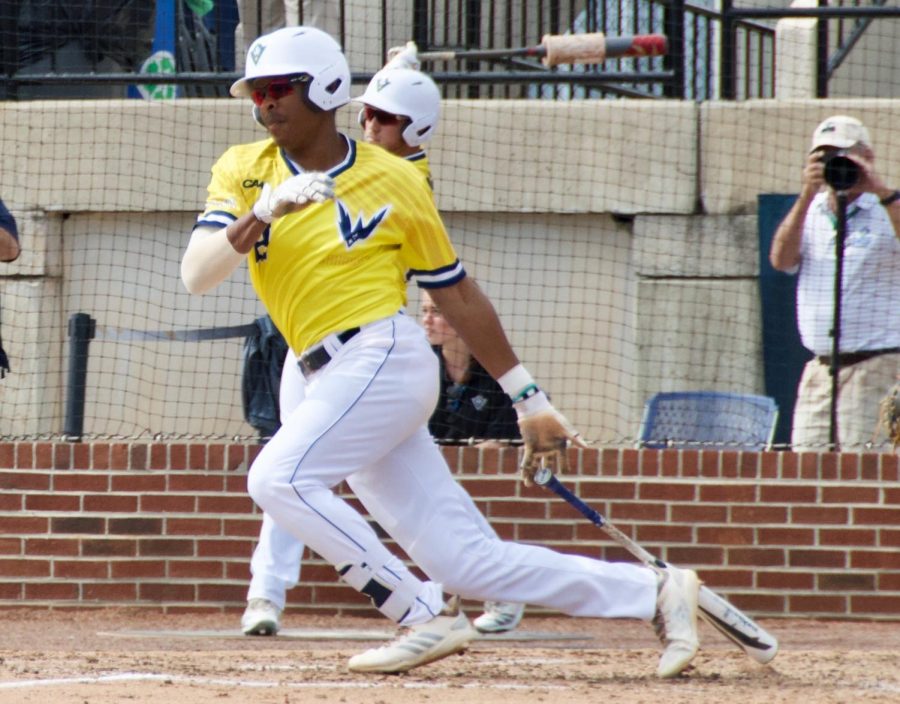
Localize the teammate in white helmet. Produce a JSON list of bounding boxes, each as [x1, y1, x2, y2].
[[182, 26, 700, 677], [240, 58, 526, 638]]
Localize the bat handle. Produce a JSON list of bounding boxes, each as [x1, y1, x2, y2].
[[534, 470, 607, 528]]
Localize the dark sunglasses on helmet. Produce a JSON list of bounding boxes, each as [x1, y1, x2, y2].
[[363, 105, 404, 125], [250, 75, 309, 106]]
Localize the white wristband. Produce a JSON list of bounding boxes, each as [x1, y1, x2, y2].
[[497, 364, 536, 399]]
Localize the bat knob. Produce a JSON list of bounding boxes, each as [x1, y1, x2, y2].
[[533, 467, 553, 485]]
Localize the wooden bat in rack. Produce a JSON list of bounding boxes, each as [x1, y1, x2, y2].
[[533, 469, 779, 665], [417, 33, 668, 67]]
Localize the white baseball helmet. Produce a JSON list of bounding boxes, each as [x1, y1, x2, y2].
[[356, 68, 441, 147], [230, 26, 350, 111]]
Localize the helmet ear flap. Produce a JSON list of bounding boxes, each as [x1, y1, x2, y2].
[[252, 105, 265, 127], [357, 107, 366, 127]]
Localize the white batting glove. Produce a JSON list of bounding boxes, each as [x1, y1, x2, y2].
[[385, 41, 421, 71], [252, 173, 336, 224], [515, 388, 588, 487]]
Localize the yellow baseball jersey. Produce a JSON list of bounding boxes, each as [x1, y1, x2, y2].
[[195, 137, 463, 353], [406, 151, 433, 191]]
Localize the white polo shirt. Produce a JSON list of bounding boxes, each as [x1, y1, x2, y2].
[[794, 191, 900, 355]]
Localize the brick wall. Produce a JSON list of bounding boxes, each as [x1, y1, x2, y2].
[[1, 442, 898, 619]]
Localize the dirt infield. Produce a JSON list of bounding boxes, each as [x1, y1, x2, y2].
[[0, 608, 897, 704]]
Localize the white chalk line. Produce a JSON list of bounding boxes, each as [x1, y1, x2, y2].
[[0, 672, 570, 691]]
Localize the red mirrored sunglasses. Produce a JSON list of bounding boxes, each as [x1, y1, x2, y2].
[[251, 76, 308, 106], [363, 105, 404, 125]]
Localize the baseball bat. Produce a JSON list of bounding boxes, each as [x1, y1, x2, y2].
[[417, 33, 667, 67], [533, 469, 779, 665]]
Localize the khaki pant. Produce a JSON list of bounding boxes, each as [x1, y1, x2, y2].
[[791, 352, 900, 452], [235, 1, 341, 70]]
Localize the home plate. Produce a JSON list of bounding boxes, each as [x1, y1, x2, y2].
[[99, 628, 593, 643]]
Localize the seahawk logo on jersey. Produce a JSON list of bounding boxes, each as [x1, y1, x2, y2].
[[336, 200, 390, 248]]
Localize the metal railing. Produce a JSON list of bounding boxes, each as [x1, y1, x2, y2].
[[0, 1, 898, 101]]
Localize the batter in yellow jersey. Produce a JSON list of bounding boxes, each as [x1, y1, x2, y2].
[[197, 137, 460, 353]]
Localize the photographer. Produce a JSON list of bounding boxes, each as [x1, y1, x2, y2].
[[770, 115, 900, 451]]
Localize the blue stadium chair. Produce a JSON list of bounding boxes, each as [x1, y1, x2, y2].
[[637, 391, 779, 450]]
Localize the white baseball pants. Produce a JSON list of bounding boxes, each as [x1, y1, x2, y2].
[[247, 313, 657, 624]]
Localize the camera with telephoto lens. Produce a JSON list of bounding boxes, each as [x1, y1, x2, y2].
[[821, 149, 861, 191]]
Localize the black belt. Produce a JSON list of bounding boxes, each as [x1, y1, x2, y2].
[[298, 327, 360, 377], [817, 347, 900, 368]]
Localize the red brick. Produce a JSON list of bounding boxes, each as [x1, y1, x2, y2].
[[798, 451, 819, 479], [72, 443, 91, 470], [111, 560, 166, 579], [51, 516, 105, 534], [516, 523, 574, 542], [108, 518, 163, 535], [821, 485, 879, 504], [699, 450, 720, 477], [789, 549, 847, 568], [692, 568, 754, 588], [860, 452, 880, 480], [139, 539, 194, 557], [53, 443, 72, 470], [170, 444, 187, 470], [168, 474, 224, 493], [759, 484, 817, 503], [110, 443, 129, 470], [819, 528, 877, 547], [491, 500, 547, 519], [225, 474, 249, 493], [637, 524, 693, 544], [0, 443, 14, 468], [0, 471, 50, 490], [792, 506, 848, 524], [26, 538, 79, 556], [16, 443, 33, 469], [731, 505, 788, 523], [698, 483, 756, 503], [697, 526, 755, 545], [168, 560, 224, 579], [110, 473, 166, 492], [26, 494, 81, 512], [34, 442, 53, 469], [620, 448, 639, 476], [83, 583, 137, 601], [222, 518, 261, 538], [818, 572, 875, 591], [820, 452, 839, 480], [129, 444, 148, 470], [610, 502, 666, 521], [83, 494, 138, 512], [197, 495, 256, 514], [850, 595, 900, 615], [53, 560, 111, 579], [0, 558, 50, 576], [457, 478, 517, 498], [660, 449, 679, 476], [855, 507, 900, 526], [881, 529, 900, 547], [851, 550, 900, 569], [0, 582, 22, 598], [640, 481, 696, 501], [727, 548, 786, 567], [639, 448, 660, 476], [738, 451, 761, 477], [758, 570, 814, 590], [680, 450, 700, 477], [140, 494, 196, 512], [189, 444, 208, 470], [197, 540, 253, 558], [140, 582, 196, 601], [81, 539, 137, 557], [881, 452, 899, 481], [26, 582, 79, 600], [779, 450, 799, 478], [789, 594, 846, 614], [665, 546, 725, 566], [197, 583, 248, 603], [0, 516, 49, 533], [0, 493, 21, 510], [150, 444, 168, 470], [53, 472, 108, 493], [671, 504, 728, 523], [759, 450, 779, 478], [168, 518, 223, 536], [92, 444, 110, 470], [0, 538, 20, 554], [757, 527, 815, 546], [578, 480, 634, 500]]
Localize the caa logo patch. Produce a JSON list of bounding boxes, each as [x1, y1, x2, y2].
[[336, 200, 390, 248]]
